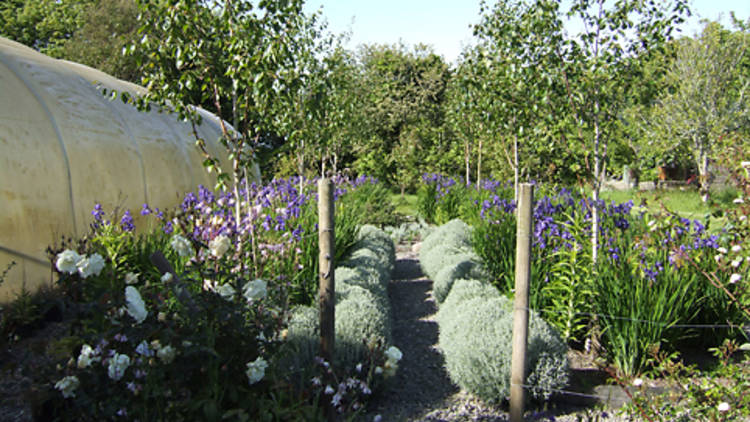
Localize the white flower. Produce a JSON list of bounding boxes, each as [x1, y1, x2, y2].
[[732, 245, 742, 253], [77, 344, 100, 369], [632, 378, 643, 387], [245, 357, 268, 385], [324, 385, 335, 395], [108, 353, 131, 381], [733, 197, 744, 204], [384, 346, 403, 362], [730, 273, 742, 284], [718, 247, 728, 254], [77, 253, 106, 279], [55, 375, 80, 398], [718, 402, 730, 412], [374, 366, 383, 375], [56, 250, 82, 274], [170, 234, 194, 258], [373, 415, 382, 422], [355, 363, 363, 373], [125, 272, 139, 285], [732, 258, 742, 268], [157, 345, 176, 364], [209, 235, 231, 258], [715, 254, 723, 263], [216, 283, 236, 300], [125, 286, 148, 324], [242, 279, 267, 301], [160, 272, 173, 283]]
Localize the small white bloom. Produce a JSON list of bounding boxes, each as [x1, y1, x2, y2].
[[108, 353, 131, 381], [56, 250, 82, 274], [740, 215, 748, 222], [245, 357, 268, 385], [732, 258, 742, 268], [170, 234, 194, 258], [718, 247, 728, 254], [374, 366, 383, 375], [733, 197, 744, 204], [125, 286, 148, 324], [77, 253, 106, 279], [208, 235, 231, 258], [715, 254, 723, 263], [331, 392, 342, 406], [157, 345, 176, 364], [242, 279, 267, 301], [55, 375, 80, 398], [77, 344, 100, 369], [384, 346, 403, 362], [373, 415, 382, 422], [216, 283, 236, 300], [632, 378, 643, 387], [161, 272, 173, 283], [324, 385, 335, 395], [732, 245, 742, 253], [730, 273, 742, 284], [718, 402, 730, 412], [355, 363, 363, 373], [125, 272, 139, 285]]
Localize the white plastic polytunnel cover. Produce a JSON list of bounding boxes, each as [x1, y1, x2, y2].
[[0, 36, 260, 302]]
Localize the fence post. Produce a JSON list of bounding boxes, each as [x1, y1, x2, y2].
[[318, 178, 335, 364], [510, 183, 534, 422]]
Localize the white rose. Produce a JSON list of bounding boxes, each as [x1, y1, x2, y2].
[[243, 279, 267, 302], [245, 357, 268, 385], [77, 344, 100, 369], [157, 345, 177, 364], [125, 286, 148, 324], [107, 353, 131, 381], [55, 375, 80, 398], [77, 253, 106, 278], [216, 283, 236, 300], [170, 234, 194, 258], [56, 249, 82, 274], [209, 235, 231, 258]]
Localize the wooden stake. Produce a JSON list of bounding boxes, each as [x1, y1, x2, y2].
[[510, 183, 533, 422]]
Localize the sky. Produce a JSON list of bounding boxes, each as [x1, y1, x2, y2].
[[301, 0, 750, 64]]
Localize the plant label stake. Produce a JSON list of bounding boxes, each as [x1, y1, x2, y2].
[[510, 183, 533, 422]]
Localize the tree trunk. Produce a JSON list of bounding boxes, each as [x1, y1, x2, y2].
[[477, 137, 483, 187], [591, 103, 601, 266], [697, 137, 710, 202], [465, 140, 471, 186], [514, 132, 519, 202]]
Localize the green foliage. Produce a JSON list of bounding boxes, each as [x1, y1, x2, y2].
[[0, 0, 94, 55], [625, 341, 750, 421]]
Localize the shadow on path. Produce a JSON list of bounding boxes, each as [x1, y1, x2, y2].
[[364, 256, 458, 421]]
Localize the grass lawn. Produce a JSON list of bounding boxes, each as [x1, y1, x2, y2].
[[389, 192, 418, 216]]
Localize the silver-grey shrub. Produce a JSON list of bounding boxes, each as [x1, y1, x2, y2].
[[438, 296, 569, 403], [432, 257, 488, 304], [436, 278, 501, 325], [419, 218, 472, 258]]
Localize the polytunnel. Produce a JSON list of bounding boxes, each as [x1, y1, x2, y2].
[[0, 36, 260, 302]]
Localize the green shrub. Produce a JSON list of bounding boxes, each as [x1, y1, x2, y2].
[[438, 296, 568, 404]]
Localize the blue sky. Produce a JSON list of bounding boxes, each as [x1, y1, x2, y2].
[[301, 0, 750, 64]]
